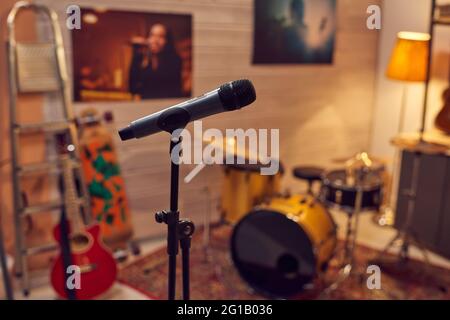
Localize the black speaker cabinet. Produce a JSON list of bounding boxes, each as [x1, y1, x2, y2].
[[395, 150, 450, 259]]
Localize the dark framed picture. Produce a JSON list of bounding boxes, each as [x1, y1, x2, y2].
[[253, 0, 337, 64], [71, 8, 192, 102]]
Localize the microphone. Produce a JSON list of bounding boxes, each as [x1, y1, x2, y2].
[[118, 79, 256, 140]]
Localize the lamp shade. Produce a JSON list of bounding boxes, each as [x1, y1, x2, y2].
[[386, 31, 431, 82]]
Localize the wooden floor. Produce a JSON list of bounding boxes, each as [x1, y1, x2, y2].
[[4, 210, 450, 300]]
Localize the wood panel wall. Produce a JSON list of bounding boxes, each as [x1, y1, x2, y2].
[[4, 0, 381, 245]]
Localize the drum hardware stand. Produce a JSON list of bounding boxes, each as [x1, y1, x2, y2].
[[199, 150, 214, 263], [200, 183, 240, 298], [320, 171, 368, 298], [201, 186, 212, 263], [367, 151, 443, 299], [373, 151, 431, 269], [320, 191, 363, 297], [154, 130, 196, 301], [374, 162, 396, 227], [200, 181, 239, 298]]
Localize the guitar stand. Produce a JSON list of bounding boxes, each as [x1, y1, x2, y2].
[[154, 132, 195, 300]]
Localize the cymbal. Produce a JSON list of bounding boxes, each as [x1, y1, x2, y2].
[[196, 136, 261, 164], [331, 152, 391, 166]]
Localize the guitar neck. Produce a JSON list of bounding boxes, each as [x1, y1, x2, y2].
[[61, 156, 84, 233]]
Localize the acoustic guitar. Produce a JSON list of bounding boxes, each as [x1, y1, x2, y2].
[[50, 155, 117, 300], [435, 87, 450, 134]]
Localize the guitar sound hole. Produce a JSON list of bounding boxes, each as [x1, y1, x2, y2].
[[70, 233, 90, 251]]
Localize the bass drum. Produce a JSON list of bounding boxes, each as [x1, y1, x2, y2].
[[231, 195, 337, 298]]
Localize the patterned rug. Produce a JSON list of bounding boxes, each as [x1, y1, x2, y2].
[[118, 225, 450, 300]]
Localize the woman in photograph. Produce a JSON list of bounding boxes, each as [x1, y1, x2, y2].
[[128, 23, 183, 99]]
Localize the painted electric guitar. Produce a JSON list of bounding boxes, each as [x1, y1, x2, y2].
[[50, 156, 117, 300]]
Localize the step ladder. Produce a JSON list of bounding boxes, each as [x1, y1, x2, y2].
[[6, 1, 90, 296]]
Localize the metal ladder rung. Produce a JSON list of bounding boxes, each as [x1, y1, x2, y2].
[[17, 159, 80, 176], [14, 121, 72, 134], [22, 242, 58, 255], [21, 198, 88, 215]]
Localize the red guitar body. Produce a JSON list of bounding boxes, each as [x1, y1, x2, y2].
[[50, 223, 117, 300]]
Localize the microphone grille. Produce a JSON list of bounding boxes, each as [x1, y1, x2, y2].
[[219, 79, 256, 111]]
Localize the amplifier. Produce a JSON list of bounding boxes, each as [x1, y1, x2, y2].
[[395, 150, 450, 259]]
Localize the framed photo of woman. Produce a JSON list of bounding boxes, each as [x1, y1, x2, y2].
[[71, 8, 192, 102]]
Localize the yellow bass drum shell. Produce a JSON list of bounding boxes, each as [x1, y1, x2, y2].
[[231, 194, 337, 298]]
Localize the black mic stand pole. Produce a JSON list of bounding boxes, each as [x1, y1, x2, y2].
[[155, 125, 195, 301]]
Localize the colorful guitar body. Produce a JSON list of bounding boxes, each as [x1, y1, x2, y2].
[[50, 223, 117, 300], [79, 109, 133, 250]]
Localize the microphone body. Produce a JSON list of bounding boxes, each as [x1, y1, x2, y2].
[[119, 80, 256, 140], [127, 89, 223, 139]]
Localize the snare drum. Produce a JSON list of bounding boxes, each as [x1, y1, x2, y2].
[[231, 194, 337, 298], [320, 169, 383, 213], [221, 162, 283, 223]]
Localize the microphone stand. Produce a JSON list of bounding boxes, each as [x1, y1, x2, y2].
[[155, 129, 195, 300], [118, 81, 256, 300]]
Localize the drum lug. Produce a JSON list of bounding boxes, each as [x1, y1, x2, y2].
[[313, 246, 319, 256], [283, 189, 291, 198], [374, 193, 380, 205], [335, 190, 343, 205], [320, 261, 330, 272], [287, 213, 299, 223]]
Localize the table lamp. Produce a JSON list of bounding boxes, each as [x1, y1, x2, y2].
[[386, 31, 430, 133]]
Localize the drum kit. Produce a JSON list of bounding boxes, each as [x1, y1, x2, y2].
[[199, 136, 389, 299]]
